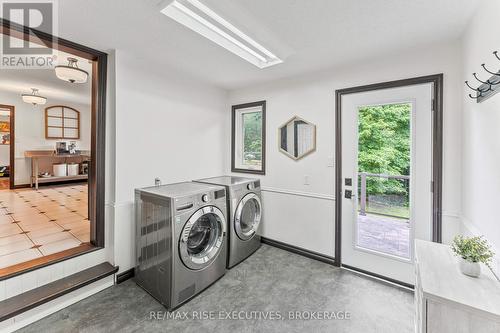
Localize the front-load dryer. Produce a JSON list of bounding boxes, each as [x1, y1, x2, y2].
[[195, 176, 262, 268], [134, 182, 227, 310]]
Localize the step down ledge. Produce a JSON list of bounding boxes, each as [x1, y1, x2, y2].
[[0, 262, 118, 322]]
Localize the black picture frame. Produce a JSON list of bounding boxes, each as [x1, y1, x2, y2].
[[231, 101, 266, 175]]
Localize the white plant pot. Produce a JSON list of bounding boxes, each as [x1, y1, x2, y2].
[[459, 258, 481, 278]]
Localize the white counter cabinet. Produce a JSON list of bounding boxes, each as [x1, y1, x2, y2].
[[415, 240, 500, 333]]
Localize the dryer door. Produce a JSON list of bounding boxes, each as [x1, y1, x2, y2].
[[179, 206, 226, 270], [234, 193, 262, 241]]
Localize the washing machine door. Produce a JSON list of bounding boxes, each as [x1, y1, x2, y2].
[[179, 206, 226, 270], [234, 193, 262, 241]]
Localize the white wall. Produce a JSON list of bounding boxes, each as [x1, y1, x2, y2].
[[228, 41, 463, 257], [0, 90, 91, 185], [110, 52, 228, 272], [461, 1, 500, 276]]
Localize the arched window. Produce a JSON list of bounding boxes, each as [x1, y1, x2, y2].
[[45, 105, 80, 139]]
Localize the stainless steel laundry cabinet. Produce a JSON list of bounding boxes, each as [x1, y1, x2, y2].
[[135, 191, 173, 306], [134, 182, 228, 310]]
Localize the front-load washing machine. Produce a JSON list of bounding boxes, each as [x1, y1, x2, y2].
[[134, 182, 227, 310], [195, 176, 262, 268]]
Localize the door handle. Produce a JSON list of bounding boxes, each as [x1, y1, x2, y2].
[[344, 190, 356, 199]]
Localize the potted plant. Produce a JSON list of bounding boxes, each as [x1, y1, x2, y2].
[[451, 235, 494, 278]]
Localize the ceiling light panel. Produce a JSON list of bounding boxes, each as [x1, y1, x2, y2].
[[161, 0, 282, 68]]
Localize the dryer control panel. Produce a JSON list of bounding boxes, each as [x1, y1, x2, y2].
[[246, 180, 260, 190]]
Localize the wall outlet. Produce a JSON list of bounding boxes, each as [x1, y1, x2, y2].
[[304, 175, 310, 185]]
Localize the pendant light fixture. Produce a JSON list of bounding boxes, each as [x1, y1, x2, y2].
[[22, 88, 47, 106], [55, 57, 89, 83]]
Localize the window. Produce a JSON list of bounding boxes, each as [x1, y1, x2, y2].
[[231, 101, 266, 174], [356, 102, 412, 259], [45, 105, 80, 139]]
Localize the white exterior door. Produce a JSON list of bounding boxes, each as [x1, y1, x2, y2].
[[340, 83, 433, 285]]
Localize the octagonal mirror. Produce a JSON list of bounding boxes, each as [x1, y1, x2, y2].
[[279, 116, 316, 160]]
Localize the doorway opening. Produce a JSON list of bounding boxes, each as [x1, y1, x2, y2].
[[0, 19, 107, 279], [334, 74, 443, 286]]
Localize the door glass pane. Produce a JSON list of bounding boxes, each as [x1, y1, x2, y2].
[[356, 103, 411, 259], [187, 214, 219, 256]]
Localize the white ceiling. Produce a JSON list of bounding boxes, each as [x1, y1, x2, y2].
[[55, 0, 479, 90]]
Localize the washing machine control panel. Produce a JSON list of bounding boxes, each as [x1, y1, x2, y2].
[[201, 194, 210, 203], [246, 181, 260, 191]]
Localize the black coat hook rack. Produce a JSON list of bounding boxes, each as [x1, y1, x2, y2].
[[465, 50, 500, 103]]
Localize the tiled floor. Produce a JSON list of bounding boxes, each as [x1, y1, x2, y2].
[[0, 184, 89, 269], [357, 213, 410, 258]]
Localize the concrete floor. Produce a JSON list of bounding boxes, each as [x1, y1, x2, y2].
[[19, 245, 414, 333], [358, 213, 410, 258]]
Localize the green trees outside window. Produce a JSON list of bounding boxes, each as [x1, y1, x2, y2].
[[242, 112, 262, 166], [358, 103, 411, 218]]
